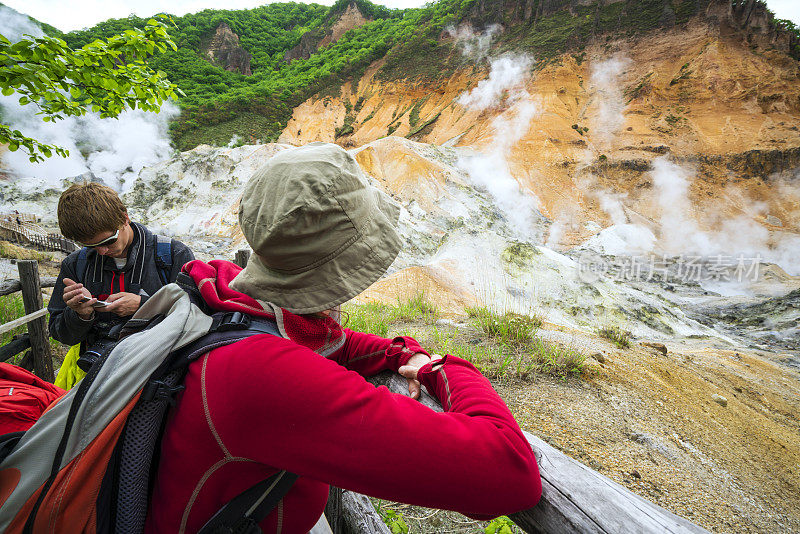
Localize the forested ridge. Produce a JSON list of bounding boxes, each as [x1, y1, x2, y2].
[[13, 0, 800, 150]]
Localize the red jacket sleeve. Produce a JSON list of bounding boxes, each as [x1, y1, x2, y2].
[[205, 335, 542, 519], [329, 330, 430, 377]]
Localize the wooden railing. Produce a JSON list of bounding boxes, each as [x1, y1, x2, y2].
[[0, 214, 77, 254], [0, 260, 54, 381], [327, 373, 712, 534]]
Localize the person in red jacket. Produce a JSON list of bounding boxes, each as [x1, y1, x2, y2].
[[146, 143, 541, 534]]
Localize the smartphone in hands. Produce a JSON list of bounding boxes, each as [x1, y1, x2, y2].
[[78, 296, 110, 308]]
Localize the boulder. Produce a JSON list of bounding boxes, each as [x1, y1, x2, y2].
[[641, 342, 668, 356], [711, 394, 728, 407]]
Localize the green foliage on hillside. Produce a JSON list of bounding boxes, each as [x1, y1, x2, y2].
[[60, 1, 442, 148], [40, 0, 795, 150]]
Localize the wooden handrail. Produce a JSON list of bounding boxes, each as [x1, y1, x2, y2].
[[0, 334, 31, 362], [0, 308, 48, 335], [0, 217, 76, 253], [365, 372, 710, 534], [0, 277, 57, 296], [1, 261, 53, 380]]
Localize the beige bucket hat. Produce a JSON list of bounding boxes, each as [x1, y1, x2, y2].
[[230, 142, 403, 314]]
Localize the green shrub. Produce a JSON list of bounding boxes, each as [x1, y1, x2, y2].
[[372, 500, 409, 534], [486, 515, 522, 533]]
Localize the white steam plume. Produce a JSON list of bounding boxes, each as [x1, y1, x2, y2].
[[458, 55, 531, 111], [1, 97, 179, 192], [444, 23, 501, 60], [650, 156, 800, 275], [579, 175, 629, 226], [456, 55, 542, 239], [0, 6, 44, 41], [651, 157, 714, 253], [596, 190, 628, 226], [589, 56, 630, 145], [0, 9, 179, 193]]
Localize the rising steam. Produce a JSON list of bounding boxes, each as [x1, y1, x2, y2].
[[0, 5, 178, 193], [589, 56, 630, 145], [444, 23, 501, 61], [650, 156, 800, 275], [456, 55, 542, 239]]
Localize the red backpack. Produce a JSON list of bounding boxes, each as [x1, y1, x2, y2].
[[0, 363, 65, 434]]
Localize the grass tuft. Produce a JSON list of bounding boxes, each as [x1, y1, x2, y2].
[[1, 293, 27, 347], [597, 325, 632, 349], [344, 302, 392, 337], [527, 338, 587, 377], [0, 241, 53, 262], [344, 299, 585, 380], [343, 292, 438, 337], [467, 306, 542, 344]]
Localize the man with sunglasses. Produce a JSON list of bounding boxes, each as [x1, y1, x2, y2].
[[48, 182, 194, 367]]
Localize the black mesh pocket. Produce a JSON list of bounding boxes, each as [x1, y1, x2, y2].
[[114, 368, 182, 534]]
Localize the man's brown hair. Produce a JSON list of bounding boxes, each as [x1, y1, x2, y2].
[[57, 182, 127, 242]]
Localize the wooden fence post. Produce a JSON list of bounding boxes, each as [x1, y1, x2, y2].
[[234, 249, 251, 268], [18, 260, 53, 381]]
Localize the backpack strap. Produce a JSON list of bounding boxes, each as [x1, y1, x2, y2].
[[112, 311, 292, 534], [0, 431, 25, 463], [76, 246, 90, 282], [174, 271, 210, 313], [153, 235, 173, 286], [197, 470, 299, 534], [23, 338, 117, 534]]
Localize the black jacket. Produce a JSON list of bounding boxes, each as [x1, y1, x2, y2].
[[48, 222, 195, 346]]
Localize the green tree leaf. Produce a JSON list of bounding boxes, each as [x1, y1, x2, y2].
[[0, 18, 180, 161]]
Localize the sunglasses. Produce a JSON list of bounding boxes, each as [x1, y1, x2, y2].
[[80, 229, 120, 248]]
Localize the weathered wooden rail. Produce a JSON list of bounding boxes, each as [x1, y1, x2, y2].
[[1, 276, 57, 296], [321, 372, 711, 534], [0, 260, 54, 381]]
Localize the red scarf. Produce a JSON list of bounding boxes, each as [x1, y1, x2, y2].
[[182, 260, 346, 355]]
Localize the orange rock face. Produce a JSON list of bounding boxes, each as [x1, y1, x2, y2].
[[282, 21, 800, 251]]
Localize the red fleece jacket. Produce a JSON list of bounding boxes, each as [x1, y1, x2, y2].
[[145, 260, 541, 534]]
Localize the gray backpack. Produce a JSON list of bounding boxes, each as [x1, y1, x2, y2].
[[0, 278, 296, 534]]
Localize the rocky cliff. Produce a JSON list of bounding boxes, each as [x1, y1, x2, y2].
[[462, 0, 798, 59], [284, 2, 371, 63], [203, 23, 252, 76]]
